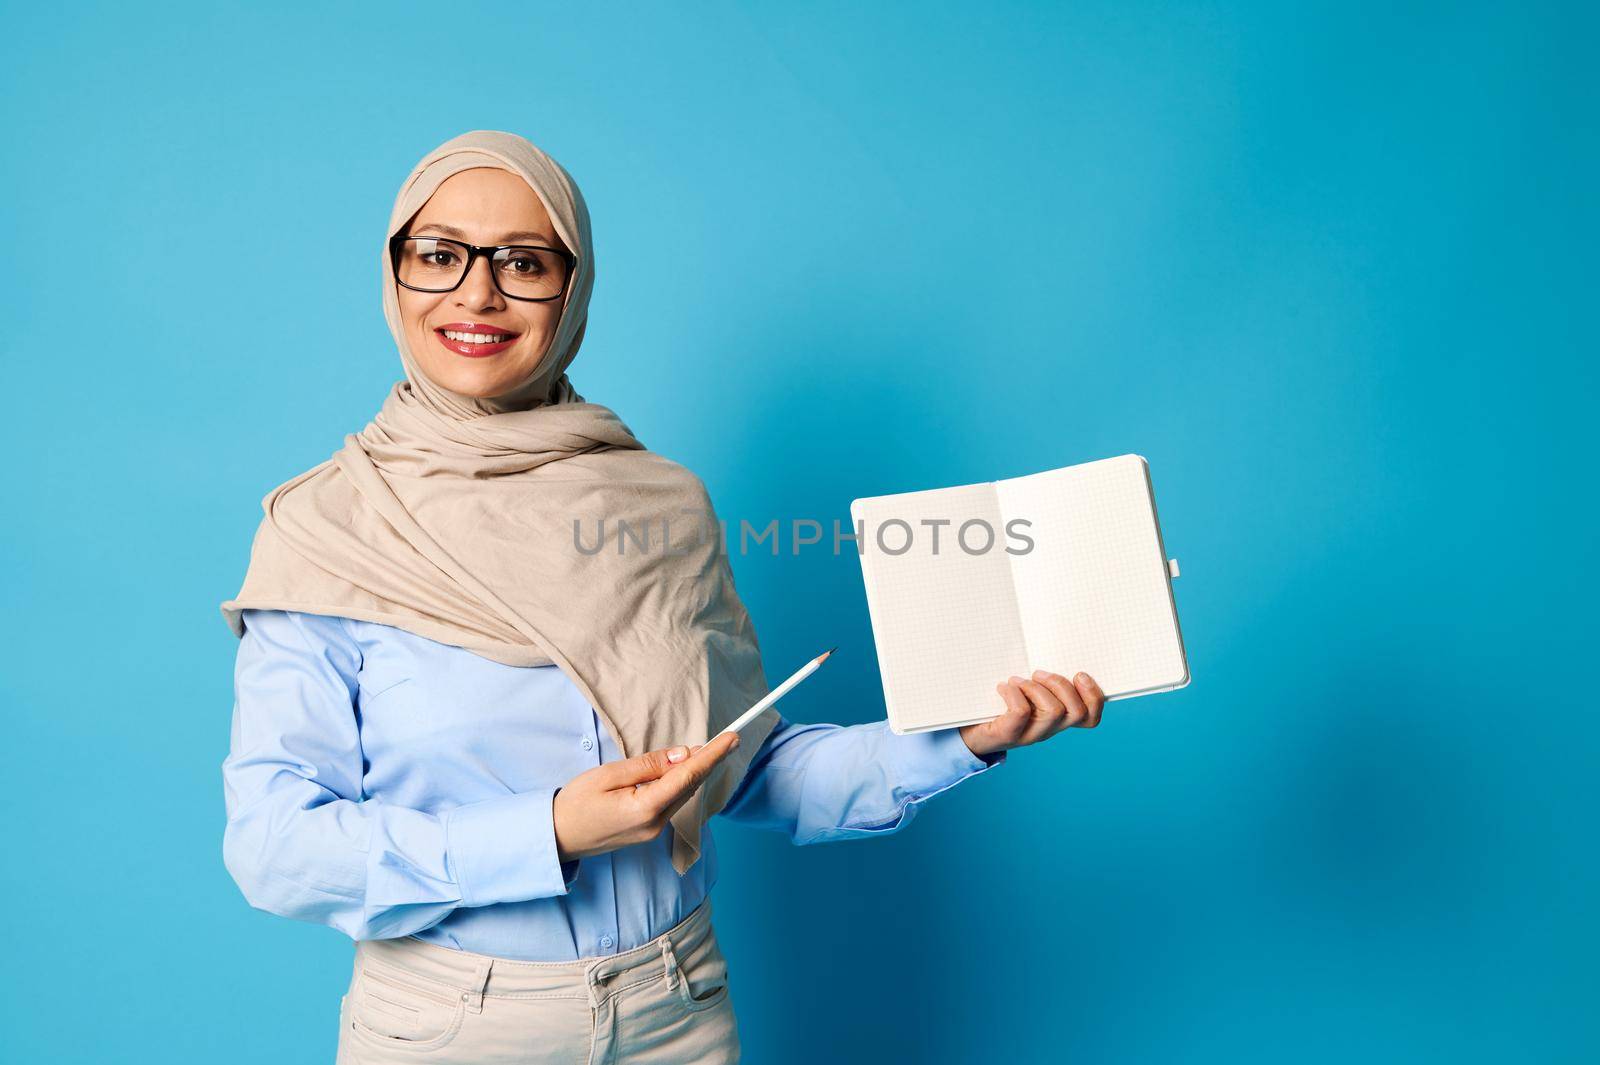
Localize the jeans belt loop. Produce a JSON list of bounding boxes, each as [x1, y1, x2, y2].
[[660, 935, 680, 991], [463, 958, 491, 1014]]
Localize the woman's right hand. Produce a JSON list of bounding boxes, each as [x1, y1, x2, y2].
[[553, 731, 742, 862]]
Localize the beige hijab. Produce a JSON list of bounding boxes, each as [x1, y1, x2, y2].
[[221, 129, 778, 875]]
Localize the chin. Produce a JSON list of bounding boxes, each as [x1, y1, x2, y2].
[[441, 370, 521, 399], [414, 349, 528, 393]]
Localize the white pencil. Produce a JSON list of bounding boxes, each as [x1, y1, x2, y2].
[[715, 648, 836, 738]]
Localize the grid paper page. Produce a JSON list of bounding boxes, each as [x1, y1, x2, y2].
[[851, 483, 1028, 734], [997, 455, 1187, 698]]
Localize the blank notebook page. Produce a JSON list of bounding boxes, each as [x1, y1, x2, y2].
[[850, 482, 1029, 733], [997, 455, 1187, 700]]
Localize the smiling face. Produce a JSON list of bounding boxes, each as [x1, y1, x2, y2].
[[395, 167, 570, 400]]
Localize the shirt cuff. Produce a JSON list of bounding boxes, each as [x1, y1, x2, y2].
[[882, 724, 1007, 800], [444, 787, 575, 908]]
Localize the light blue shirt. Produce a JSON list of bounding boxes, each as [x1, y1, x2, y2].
[[222, 608, 1005, 961]]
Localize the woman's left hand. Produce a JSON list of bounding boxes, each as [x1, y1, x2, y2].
[[959, 670, 1106, 758]]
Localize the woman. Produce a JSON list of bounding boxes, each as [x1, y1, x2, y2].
[[219, 129, 1105, 1064]]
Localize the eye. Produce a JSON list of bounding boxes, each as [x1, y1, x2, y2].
[[503, 253, 545, 275]]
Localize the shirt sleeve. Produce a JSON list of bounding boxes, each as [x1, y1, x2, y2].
[[221, 608, 580, 942], [716, 714, 1006, 845]]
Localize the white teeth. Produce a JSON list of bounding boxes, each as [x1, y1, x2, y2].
[[442, 330, 513, 344]]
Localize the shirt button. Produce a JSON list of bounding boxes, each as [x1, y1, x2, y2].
[[600, 935, 613, 950], [581, 737, 594, 751]]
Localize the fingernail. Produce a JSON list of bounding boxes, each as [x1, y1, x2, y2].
[[667, 746, 688, 762], [1009, 676, 1025, 686], [1032, 670, 1049, 681], [1076, 672, 1090, 684], [729, 734, 740, 749]]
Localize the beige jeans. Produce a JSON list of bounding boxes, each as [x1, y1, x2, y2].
[[335, 897, 739, 1064]]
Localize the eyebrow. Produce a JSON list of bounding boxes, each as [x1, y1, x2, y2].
[[411, 222, 560, 246]]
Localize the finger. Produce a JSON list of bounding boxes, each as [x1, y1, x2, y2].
[[654, 732, 740, 820], [988, 680, 1034, 746], [1031, 670, 1087, 731], [648, 731, 742, 815], [1073, 672, 1106, 728], [599, 745, 691, 790], [1013, 677, 1066, 743], [637, 742, 706, 789]]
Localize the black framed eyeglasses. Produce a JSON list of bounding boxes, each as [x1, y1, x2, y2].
[[389, 234, 576, 302]]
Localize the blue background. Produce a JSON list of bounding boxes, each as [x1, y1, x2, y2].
[[3, 2, 1594, 1062]]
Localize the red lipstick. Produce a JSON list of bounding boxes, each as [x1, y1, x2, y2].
[[434, 322, 521, 358]]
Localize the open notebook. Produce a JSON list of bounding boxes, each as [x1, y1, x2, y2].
[[850, 454, 1188, 735]]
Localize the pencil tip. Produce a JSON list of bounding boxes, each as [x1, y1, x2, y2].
[[822, 647, 837, 660]]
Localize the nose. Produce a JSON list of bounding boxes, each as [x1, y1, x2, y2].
[[453, 252, 506, 311]]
